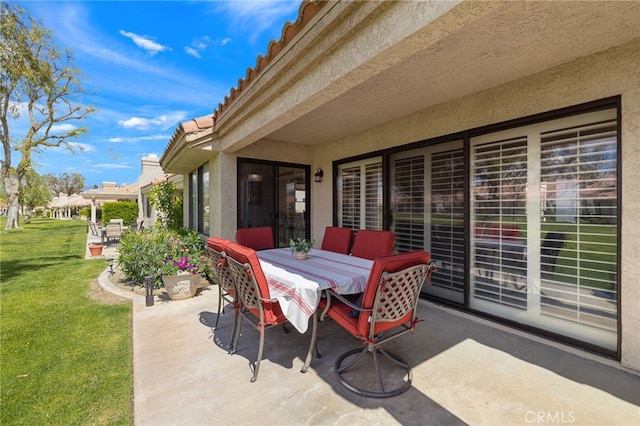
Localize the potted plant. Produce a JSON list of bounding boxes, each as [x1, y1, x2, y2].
[[159, 231, 209, 300], [118, 227, 209, 299], [289, 238, 315, 260], [88, 242, 104, 257]]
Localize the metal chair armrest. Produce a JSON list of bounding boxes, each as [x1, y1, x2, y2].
[[320, 289, 372, 321]]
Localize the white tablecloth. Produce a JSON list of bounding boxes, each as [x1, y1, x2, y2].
[[258, 248, 373, 333]]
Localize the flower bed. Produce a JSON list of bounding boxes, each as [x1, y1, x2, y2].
[[118, 226, 209, 288]]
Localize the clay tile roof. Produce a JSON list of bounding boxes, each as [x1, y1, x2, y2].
[[162, 0, 327, 164], [181, 115, 215, 134], [213, 0, 327, 122], [163, 115, 215, 160]]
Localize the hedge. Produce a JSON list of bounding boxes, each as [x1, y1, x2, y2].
[[102, 202, 138, 226]]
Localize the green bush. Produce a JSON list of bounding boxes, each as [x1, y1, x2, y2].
[[102, 202, 137, 226], [148, 181, 183, 230], [118, 227, 206, 287]]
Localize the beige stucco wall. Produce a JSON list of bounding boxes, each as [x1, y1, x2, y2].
[[311, 39, 640, 371], [210, 140, 314, 240]]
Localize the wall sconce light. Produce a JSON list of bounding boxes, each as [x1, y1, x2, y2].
[[314, 168, 324, 183]]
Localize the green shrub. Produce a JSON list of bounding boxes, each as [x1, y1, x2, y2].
[[102, 202, 138, 226], [148, 181, 183, 230], [118, 226, 206, 287]]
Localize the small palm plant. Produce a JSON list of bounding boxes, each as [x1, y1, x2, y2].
[[289, 238, 315, 259]]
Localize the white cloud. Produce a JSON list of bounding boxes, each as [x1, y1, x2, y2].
[[67, 142, 96, 152], [119, 30, 170, 55], [93, 163, 135, 170], [118, 112, 187, 131], [216, 0, 300, 43], [185, 36, 229, 59], [184, 46, 201, 59], [108, 134, 171, 143], [51, 123, 77, 133], [193, 36, 210, 51], [48, 142, 96, 153]]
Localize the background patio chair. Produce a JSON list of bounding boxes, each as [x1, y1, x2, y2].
[[320, 226, 354, 255], [104, 223, 122, 244], [205, 237, 237, 350], [541, 231, 566, 272], [224, 242, 315, 382], [235, 226, 275, 251], [317, 250, 434, 397], [350, 230, 395, 260], [87, 220, 100, 237]]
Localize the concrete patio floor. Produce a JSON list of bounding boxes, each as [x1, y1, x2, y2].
[[96, 267, 639, 426]]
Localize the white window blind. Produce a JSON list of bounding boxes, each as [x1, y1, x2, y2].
[[337, 159, 382, 230], [390, 142, 464, 301], [337, 165, 361, 229], [392, 155, 425, 252], [471, 136, 528, 309], [430, 149, 465, 293], [539, 118, 617, 332], [364, 162, 383, 230]]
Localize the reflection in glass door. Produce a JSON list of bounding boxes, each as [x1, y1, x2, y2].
[[389, 141, 465, 304], [238, 160, 310, 248], [278, 166, 309, 246], [469, 108, 618, 351]]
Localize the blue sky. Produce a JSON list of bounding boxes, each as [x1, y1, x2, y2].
[[19, 0, 302, 188]]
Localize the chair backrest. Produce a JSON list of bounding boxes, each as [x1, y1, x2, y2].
[[321, 226, 354, 254], [357, 250, 431, 337], [109, 219, 124, 226], [87, 221, 99, 236], [541, 232, 566, 271], [235, 227, 275, 251], [105, 223, 122, 237], [205, 237, 233, 291], [351, 230, 395, 260], [224, 242, 283, 325]]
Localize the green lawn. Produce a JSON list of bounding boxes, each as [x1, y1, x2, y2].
[[1, 217, 133, 425]]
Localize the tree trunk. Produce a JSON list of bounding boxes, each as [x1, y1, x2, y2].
[[4, 175, 20, 229]]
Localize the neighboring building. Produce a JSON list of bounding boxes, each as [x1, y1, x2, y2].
[[138, 154, 183, 228], [160, 1, 640, 372], [47, 193, 92, 219], [80, 181, 138, 224]]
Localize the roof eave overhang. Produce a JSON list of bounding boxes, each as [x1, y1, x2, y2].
[[160, 128, 218, 174]]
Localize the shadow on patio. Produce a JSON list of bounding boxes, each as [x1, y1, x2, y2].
[[100, 271, 639, 425]]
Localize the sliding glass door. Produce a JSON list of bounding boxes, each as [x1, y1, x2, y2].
[[470, 108, 618, 351], [238, 159, 310, 247], [389, 141, 465, 303]]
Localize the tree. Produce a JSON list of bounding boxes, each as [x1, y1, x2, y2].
[[148, 180, 183, 231], [20, 167, 51, 212], [0, 3, 94, 229], [44, 172, 85, 196]]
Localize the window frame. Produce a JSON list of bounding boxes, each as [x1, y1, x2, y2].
[[330, 96, 621, 358]]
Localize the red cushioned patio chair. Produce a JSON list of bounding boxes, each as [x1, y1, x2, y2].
[[224, 242, 316, 382], [317, 250, 435, 397], [350, 230, 395, 260], [205, 237, 238, 351], [235, 226, 275, 251], [320, 226, 354, 255]]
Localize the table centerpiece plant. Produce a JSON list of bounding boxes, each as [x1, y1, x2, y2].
[[289, 237, 315, 260]]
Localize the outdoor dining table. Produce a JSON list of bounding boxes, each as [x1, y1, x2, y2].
[[258, 248, 373, 333]]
